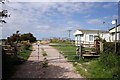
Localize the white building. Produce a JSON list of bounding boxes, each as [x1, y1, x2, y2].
[[73, 29, 110, 46], [109, 24, 120, 42]]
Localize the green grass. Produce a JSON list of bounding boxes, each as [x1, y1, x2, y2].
[[51, 42, 119, 78], [81, 60, 112, 78], [52, 43, 77, 61], [19, 45, 32, 60]]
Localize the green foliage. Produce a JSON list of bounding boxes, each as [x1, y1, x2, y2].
[[85, 60, 113, 78], [103, 42, 120, 54], [98, 52, 120, 78], [52, 43, 76, 61], [20, 33, 36, 43], [2, 44, 32, 79], [52, 42, 120, 78], [8, 34, 20, 42], [41, 49, 47, 56], [50, 38, 60, 43], [41, 48, 48, 67], [19, 46, 32, 60], [22, 41, 31, 50], [6, 31, 36, 44], [2, 49, 17, 78], [50, 38, 71, 44], [42, 51, 47, 56], [42, 58, 48, 68], [99, 52, 119, 68], [96, 34, 106, 43]]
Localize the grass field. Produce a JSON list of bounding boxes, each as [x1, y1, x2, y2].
[[51, 43, 77, 61]]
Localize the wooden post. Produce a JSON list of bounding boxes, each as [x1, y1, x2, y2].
[[100, 41, 103, 53], [38, 44, 39, 61], [77, 44, 82, 60], [115, 19, 117, 53], [79, 44, 82, 59]]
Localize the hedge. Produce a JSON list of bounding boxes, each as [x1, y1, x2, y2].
[[103, 42, 120, 54]]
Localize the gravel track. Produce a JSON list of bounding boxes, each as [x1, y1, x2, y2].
[[12, 43, 83, 78]]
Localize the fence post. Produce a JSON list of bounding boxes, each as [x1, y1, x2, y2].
[[100, 41, 103, 53], [76, 44, 82, 60], [0, 45, 2, 80]]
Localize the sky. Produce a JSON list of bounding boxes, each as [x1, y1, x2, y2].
[[0, 1, 118, 40]]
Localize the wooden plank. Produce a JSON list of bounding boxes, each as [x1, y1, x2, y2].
[[90, 51, 96, 54], [82, 44, 94, 45], [85, 50, 91, 52], [83, 54, 100, 57]]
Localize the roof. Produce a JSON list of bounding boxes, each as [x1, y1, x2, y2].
[[77, 29, 109, 33], [73, 29, 109, 35], [73, 30, 83, 35], [109, 24, 120, 31]]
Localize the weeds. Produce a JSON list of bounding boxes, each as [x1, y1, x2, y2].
[[41, 48, 48, 68]]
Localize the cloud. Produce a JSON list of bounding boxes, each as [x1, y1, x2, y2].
[[1, 2, 117, 39], [84, 15, 91, 18], [3, 2, 96, 25], [102, 3, 118, 9], [55, 2, 97, 15], [9, 0, 119, 2], [112, 15, 118, 19], [87, 18, 104, 25], [36, 25, 51, 30], [103, 3, 113, 8]]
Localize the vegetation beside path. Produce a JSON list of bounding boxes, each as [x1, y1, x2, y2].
[[51, 42, 120, 78], [2, 44, 32, 79], [2, 31, 36, 79]]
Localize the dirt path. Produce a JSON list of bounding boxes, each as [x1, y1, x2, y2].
[[12, 43, 82, 78]]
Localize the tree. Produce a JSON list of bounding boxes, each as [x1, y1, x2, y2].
[[0, 0, 10, 23], [20, 33, 36, 42], [7, 31, 36, 43]]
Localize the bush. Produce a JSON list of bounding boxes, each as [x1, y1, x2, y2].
[[2, 49, 17, 78], [22, 41, 31, 50], [103, 42, 120, 54], [42, 58, 48, 68], [99, 52, 119, 68], [42, 49, 47, 56], [98, 52, 120, 78], [42, 51, 47, 56]]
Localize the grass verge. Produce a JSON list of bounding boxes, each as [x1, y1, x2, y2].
[[19, 45, 32, 60], [51, 43, 119, 78]]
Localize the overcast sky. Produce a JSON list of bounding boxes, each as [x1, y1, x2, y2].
[[1, 1, 118, 40]]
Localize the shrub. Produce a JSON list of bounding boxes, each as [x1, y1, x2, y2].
[[42, 58, 48, 68], [42, 51, 47, 56], [42, 49, 47, 56], [2, 49, 17, 78], [98, 52, 120, 78], [103, 42, 120, 54], [22, 41, 31, 50], [99, 52, 119, 68]]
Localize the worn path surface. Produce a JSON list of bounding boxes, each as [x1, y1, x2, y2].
[[12, 43, 82, 78]]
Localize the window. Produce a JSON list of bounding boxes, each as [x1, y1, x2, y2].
[[89, 35, 94, 41]]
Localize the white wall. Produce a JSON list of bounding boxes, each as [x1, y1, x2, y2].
[[75, 32, 110, 46], [85, 33, 98, 42], [110, 33, 120, 42], [101, 33, 110, 42]]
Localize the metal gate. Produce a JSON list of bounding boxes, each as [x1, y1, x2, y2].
[[33, 43, 79, 63]]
